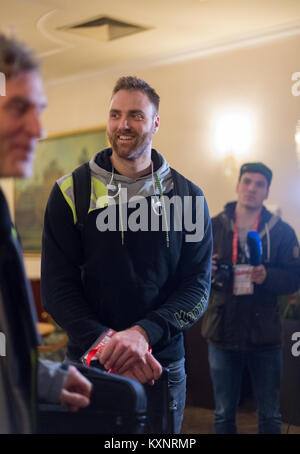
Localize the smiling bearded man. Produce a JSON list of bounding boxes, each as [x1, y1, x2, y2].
[[41, 75, 213, 434]]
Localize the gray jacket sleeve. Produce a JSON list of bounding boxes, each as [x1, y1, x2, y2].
[[37, 359, 68, 404]]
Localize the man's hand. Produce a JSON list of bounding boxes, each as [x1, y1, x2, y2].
[[60, 365, 92, 412], [97, 325, 149, 374], [251, 265, 267, 285], [121, 352, 163, 385], [212, 254, 219, 277], [96, 326, 162, 385]]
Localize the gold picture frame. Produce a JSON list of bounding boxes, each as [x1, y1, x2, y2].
[[14, 126, 107, 254]]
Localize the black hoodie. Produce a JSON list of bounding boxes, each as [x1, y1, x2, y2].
[[41, 149, 213, 364]]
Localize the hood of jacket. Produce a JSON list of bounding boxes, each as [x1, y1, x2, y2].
[[218, 201, 281, 263], [89, 147, 173, 202], [222, 201, 274, 228]]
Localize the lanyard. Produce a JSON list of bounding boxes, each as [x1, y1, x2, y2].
[[232, 210, 260, 264]]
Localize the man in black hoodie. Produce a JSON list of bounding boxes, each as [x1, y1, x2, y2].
[[201, 162, 300, 434], [41, 76, 213, 433]]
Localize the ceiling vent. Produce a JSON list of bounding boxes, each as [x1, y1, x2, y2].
[[59, 16, 150, 42]]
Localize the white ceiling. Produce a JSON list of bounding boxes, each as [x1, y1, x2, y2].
[[1, 0, 300, 83]]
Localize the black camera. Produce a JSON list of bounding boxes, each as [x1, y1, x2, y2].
[[212, 259, 232, 290]]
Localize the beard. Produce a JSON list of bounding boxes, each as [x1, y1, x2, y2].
[[107, 127, 153, 161]]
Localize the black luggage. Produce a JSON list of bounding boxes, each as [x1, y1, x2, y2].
[[37, 364, 147, 434], [37, 365, 174, 434]]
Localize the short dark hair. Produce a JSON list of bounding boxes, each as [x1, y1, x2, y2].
[[112, 76, 160, 113], [239, 162, 273, 187], [0, 34, 39, 79]]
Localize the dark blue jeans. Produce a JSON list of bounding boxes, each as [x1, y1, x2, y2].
[[145, 357, 186, 434], [167, 357, 187, 434], [208, 345, 282, 434]]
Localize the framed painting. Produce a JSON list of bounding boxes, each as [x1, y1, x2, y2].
[[14, 127, 107, 254]]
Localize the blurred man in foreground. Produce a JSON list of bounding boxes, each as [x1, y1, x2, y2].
[[0, 34, 92, 434]]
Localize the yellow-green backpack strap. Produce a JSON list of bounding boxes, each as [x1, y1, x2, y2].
[[72, 162, 91, 231]]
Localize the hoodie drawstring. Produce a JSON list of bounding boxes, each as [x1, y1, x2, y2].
[[109, 162, 170, 248], [154, 172, 170, 248], [265, 221, 271, 263]]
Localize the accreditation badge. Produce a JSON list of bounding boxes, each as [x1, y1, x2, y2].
[[233, 264, 253, 295]]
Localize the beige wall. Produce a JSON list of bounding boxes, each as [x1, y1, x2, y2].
[[12, 33, 300, 277]]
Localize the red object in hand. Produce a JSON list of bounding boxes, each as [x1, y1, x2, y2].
[[82, 329, 116, 367]]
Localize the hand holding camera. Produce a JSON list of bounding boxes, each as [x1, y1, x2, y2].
[[212, 254, 219, 277], [211, 254, 233, 290]]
